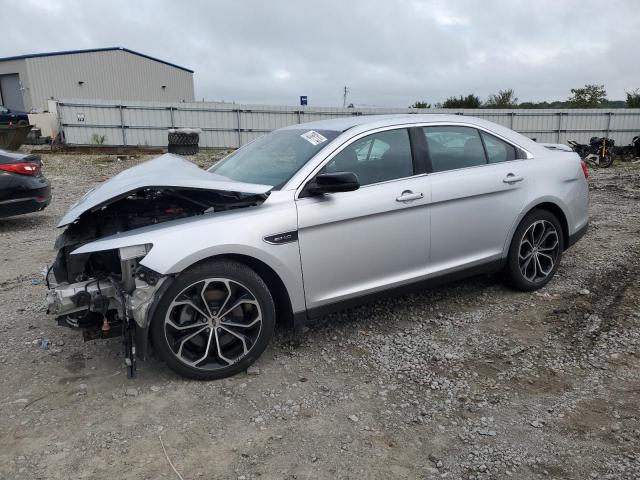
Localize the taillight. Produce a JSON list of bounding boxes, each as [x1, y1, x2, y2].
[[581, 159, 588, 179], [0, 162, 41, 176]]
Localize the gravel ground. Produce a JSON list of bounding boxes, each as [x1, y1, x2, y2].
[[0, 152, 639, 480]]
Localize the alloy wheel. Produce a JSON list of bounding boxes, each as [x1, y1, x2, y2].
[[518, 220, 560, 283], [163, 278, 263, 370]]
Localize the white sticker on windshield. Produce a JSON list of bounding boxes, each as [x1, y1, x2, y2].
[[300, 130, 328, 146]]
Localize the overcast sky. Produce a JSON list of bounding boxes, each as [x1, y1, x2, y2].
[[3, 0, 639, 107]]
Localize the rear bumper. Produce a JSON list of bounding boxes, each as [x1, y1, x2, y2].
[[0, 185, 51, 218], [567, 222, 588, 249]]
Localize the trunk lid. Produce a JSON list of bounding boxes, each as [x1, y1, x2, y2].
[[58, 153, 272, 227]]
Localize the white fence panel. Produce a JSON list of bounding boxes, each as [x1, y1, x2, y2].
[[56, 99, 640, 149]]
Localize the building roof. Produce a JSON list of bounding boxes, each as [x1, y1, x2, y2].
[[0, 47, 194, 73]]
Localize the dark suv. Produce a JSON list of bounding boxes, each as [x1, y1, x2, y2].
[[0, 105, 29, 125]]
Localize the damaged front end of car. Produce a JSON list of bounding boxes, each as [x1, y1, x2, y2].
[[45, 154, 271, 377], [46, 242, 170, 377]]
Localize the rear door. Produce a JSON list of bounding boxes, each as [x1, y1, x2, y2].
[[424, 125, 528, 272]]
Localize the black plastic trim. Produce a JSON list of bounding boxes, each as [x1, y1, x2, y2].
[[264, 231, 299, 245], [408, 127, 431, 174]]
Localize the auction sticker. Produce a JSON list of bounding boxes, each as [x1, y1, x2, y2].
[[300, 130, 328, 146]]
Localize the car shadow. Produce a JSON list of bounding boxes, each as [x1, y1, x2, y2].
[[0, 211, 51, 233], [274, 272, 508, 341]]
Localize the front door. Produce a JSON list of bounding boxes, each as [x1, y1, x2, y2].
[[296, 128, 431, 311]]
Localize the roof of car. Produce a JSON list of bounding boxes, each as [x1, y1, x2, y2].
[[283, 114, 494, 132], [282, 113, 546, 156]]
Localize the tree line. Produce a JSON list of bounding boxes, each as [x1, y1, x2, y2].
[[410, 85, 640, 109]]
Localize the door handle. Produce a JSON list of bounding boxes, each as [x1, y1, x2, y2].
[[503, 174, 524, 184], [396, 190, 424, 202]]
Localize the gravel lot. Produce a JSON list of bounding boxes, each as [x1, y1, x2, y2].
[[0, 152, 639, 480]]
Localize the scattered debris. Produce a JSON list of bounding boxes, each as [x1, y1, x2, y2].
[[159, 435, 185, 480], [125, 388, 139, 397]]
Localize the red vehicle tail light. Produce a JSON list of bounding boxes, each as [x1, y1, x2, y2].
[[0, 162, 41, 176], [581, 159, 588, 179]]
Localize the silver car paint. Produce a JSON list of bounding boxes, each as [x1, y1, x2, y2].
[[66, 114, 588, 316], [72, 190, 307, 313]]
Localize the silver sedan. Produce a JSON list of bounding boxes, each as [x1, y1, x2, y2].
[[46, 115, 589, 379]]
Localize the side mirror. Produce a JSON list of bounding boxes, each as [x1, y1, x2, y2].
[[304, 172, 360, 196]]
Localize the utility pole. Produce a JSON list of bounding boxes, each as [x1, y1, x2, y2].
[[342, 86, 349, 108]]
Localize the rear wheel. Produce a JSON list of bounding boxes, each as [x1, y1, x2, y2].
[[151, 260, 275, 380], [599, 154, 614, 168], [505, 210, 563, 291]]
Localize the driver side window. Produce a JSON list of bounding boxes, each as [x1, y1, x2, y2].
[[322, 129, 414, 186]]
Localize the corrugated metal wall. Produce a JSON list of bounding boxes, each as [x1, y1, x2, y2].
[[25, 50, 194, 110], [57, 99, 640, 148]]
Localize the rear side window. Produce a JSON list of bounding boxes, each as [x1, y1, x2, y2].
[[423, 126, 486, 172], [480, 131, 517, 163], [322, 128, 414, 186]]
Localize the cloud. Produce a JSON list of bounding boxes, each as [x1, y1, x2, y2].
[[2, 0, 639, 106]]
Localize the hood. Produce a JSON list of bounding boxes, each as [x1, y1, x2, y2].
[[57, 154, 272, 227]]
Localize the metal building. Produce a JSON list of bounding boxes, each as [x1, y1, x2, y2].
[[0, 47, 194, 112]]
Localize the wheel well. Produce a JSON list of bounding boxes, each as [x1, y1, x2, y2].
[[187, 254, 295, 327], [530, 202, 569, 250]]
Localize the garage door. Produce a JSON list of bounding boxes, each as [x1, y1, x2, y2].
[[0, 74, 25, 111]]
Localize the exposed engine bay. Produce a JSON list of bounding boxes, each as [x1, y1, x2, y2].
[[46, 185, 267, 377]]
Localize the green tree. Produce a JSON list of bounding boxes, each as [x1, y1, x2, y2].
[[567, 84, 607, 108], [485, 89, 518, 108], [626, 89, 640, 108], [410, 101, 431, 109], [442, 94, 482, 108]]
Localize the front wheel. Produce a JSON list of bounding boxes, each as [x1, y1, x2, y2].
[[150, 259, 276, 380], [505, 210, 564, 291]]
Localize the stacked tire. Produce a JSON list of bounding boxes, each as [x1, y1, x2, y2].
[[168, 128, 201, 155]]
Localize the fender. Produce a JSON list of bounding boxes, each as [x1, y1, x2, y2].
[[70, 202, 306, 314], [502, 195, 572, 258]]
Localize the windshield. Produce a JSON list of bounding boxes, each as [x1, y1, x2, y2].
[[208, 129, 340, 187]]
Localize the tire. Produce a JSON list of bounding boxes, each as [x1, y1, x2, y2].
[[599, 155, 614, 168], [150, 259, 276, 380], [168, 131, 199, 145], [17, 119, 29, 126], [505, 209, 564, 291], [168, 144, 199, 155]]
